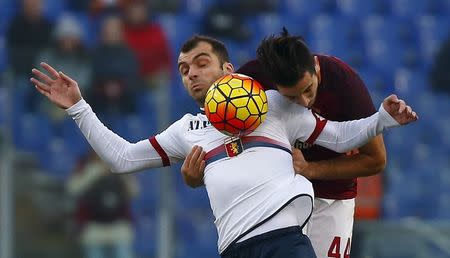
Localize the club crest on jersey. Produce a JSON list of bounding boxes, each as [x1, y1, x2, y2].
[[224, 137, 244, 157]]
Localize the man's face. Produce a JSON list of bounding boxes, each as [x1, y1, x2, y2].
[[178, 42, 232, 106], [277, 71, 319, 108]]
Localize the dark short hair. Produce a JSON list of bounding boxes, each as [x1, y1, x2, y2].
[[256, 28, 315, 87], [180, 35, 230, 65]]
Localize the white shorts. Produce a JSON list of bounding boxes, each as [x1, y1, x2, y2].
[[303, 198, 355, 258]]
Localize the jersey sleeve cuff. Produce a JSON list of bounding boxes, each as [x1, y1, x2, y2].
[[378, 104, 400, 129], [66, 99, 90, 117]]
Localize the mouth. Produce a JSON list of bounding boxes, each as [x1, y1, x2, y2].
[[191, 83, 203, 91]]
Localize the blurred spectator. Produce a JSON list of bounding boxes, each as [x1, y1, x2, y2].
[[67, 151, 139, 258], [69, 0, 127, 16], [123, 0, 172, 90], [34, 14, 92, 122], [201, 0, 275, 41], [6, 0, 53, 78], [88, 15, 140, 116], [203, 3, 251, 41], [430, 35, 450, 94]]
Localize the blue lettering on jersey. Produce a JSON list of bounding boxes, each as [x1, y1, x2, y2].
[[188, 119, 211, 131]]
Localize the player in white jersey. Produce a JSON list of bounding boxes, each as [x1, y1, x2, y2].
[[30, 36, 417, 258]]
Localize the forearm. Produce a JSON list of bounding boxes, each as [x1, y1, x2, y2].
[[66, 99, 164, 173], [304, 153, 385, 180], [315, 104, 398, 153]]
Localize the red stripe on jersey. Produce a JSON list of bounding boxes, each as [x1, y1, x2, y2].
[[149, 136, 170, 167], [305, 111, 328, 145], [242, 136, 291, 150], [204, 144, 224, 160]]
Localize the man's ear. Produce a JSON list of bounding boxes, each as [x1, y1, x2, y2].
[[223, 62, 234, 73], [314, 56, 320, 74]]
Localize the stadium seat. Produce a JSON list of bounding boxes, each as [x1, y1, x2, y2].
[[109, 114, 155, 143], [0, 0, 17, 26], [433, 105, 450, 146], [356, 67, 394, 94], [310, 15, 358, 44], [390, 0, 433, 17], [0, 37, 7, 73], [437, 193, 450, 219], [361, 15, 415, 42], [0, 87, 9, 126], [175, 175, 211, 211], [365, 38, 404, 75], [394, 67, 428, 94], [175, 212, 219, 258], [71, 12, 98, 49], [246, 14, 310, 52], [131, 171, 161, 214], [336, 0, 386, 17], [134, 215, 158, 257], [359, 224, 436, 257], [278, 0, 323, 18], [416, 15, 450, 65], [0, 14, 11, 36], [248, 13, 283, 42], [61, 117, 89, 157], [38, 137, 77, 179], [182, 0, 216, 16], [13, 113, 54, 154], [155, 14, 200, 52], [42, 0, 67, 21], [222, 39, 254, 68]]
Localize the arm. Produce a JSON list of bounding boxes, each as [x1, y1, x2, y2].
[[30, 63, 169, 173], [67, 99, 165, 173], [293, 136, 386, 180], [287, 95, 418, 154]]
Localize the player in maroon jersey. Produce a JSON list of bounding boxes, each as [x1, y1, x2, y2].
[[181, 30, 388, 257], [252, 29, 383, 258]]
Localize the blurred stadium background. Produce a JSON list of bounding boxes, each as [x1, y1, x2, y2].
[[0, 0, 449, 257]]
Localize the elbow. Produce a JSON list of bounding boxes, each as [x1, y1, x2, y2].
[[110, 166, 132, 174], [108, 145, 137, 174], [371, 160, 386, 175]]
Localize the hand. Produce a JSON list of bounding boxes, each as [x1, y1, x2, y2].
[[30, 62, 82, 109], [382, 94, 419, 125], [292, 148, 312, 179], [181, 145, 206, 188]]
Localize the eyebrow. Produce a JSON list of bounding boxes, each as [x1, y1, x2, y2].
[[177, 52, 212, 71]]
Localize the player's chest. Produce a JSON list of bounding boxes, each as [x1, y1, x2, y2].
[[313, 91, 345, 120]]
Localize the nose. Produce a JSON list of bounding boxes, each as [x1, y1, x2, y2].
[[188, 66, 198, 80]]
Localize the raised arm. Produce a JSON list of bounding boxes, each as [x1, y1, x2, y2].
[[288, 94, 418, 153], [317, 95, 417, 153], [30, 63, 167, 173]]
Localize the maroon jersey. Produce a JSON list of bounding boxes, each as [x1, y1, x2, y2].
[[237, 55, 376, 199]]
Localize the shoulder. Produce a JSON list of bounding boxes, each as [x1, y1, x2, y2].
[[317, 54, 359, 79], [266, 90, 308, 115], [237, 59, 276, 90], [317, 54, 368, 92]]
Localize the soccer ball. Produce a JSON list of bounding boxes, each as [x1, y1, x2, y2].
[[204, 73, 268, 137]]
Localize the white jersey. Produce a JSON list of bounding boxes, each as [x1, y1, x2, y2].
[[66, 90, 399, 253], [153, 90, 319, 251]]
